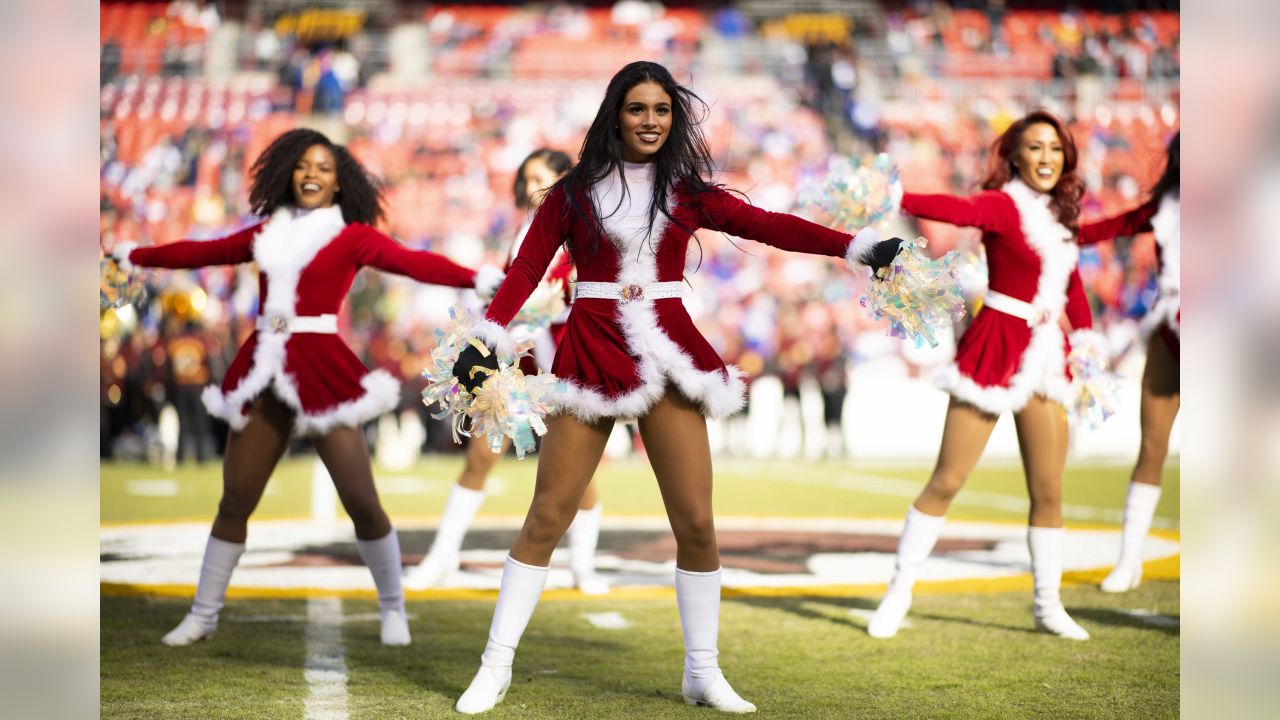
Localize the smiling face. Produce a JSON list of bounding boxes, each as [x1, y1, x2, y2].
[[292, 143, 339, 209], [1012, 122, 1065, 193], [617, 81, 673, 163]]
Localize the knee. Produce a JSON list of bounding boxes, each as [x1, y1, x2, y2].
[[927, 471, 966, 502], [343, 497, 387, 533], [523, 498, 575, 548], [216, 492, 255, 525], [1027, 479, 1062, 509], [1138, 431, 1171, 464], [672, 512, 717, 555]]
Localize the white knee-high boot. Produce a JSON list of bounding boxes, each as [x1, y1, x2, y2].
[[356, 528, 410, 645], [1028, 526, 1089, 640], [1101, 482, 1162, 593], [162, 535, 245, 646], [456, 555, 549, 714], [676, 567, 755, 713], [406, 484, 486, 589], [868, 506, 945, 638], [568, 502, 607, 595]]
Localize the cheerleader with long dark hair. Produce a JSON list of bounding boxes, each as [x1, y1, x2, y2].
[[447, 61, 899, 714], [111, 128, 503, 648], [867, 111, 1102, 641], [1074, 133, 1180, 593]]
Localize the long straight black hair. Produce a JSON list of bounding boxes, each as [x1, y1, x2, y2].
[[1149, 132, 1179, 201], [557, 61, 719, 256]]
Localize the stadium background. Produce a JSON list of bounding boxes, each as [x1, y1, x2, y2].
[[99, 2, 1180, 718]]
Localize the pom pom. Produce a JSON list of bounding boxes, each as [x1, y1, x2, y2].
[[100, 255, 147, 311], [798, 152, 902, 230], [859, 237, 968, 348], [1066, 331, 1121, 429], [510, 278, 567, 334], [420, 304, 561, 459]]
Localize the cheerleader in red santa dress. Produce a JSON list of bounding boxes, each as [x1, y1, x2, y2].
[[406, 148, 609, 595], [1074, 133, 1179, 593], [446, 61, 900, 715], [867, 111, 1103, 641], [110, 129, 503, 648]]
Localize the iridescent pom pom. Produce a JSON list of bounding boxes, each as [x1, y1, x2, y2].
[[860, 237, 968, 348], [511, 278, 567, 334], [420, 305, 561, 459], [1066, 333, 1121, 430], [100, 256, 147, 311], [798, 152, 902, 230]]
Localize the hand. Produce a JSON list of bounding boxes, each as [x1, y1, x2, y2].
[[474, 264, 505, 301], [452, 342, 501, 394], [865, 237, 907, 279]]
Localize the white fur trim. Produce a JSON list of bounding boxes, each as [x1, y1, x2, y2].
[[934, 181, 1077, 414], [557, 174, 746, 422], [843, 226, 882, 270], [199, 205, 397, 437], [474, 264, 505, 301], [1142, 194, 1180, 339], [467, 318, 519, 361], [112, 241, 139, 272], [1067, 328, 1108, 358]]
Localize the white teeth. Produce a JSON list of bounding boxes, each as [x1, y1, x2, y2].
[[302, 183, 321, 191], [1036, 168, 1053, 176]]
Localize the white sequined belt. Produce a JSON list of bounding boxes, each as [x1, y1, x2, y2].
[[256, 313, 338, 334], [983, 291, 1059, 327], [574, 281, 683, 304]]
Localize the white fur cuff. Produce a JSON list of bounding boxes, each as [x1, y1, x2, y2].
[[474, 264, 505, 300], [467, 318, 519, 361], [1068, 329, 1107, 357], [844, 226, 882, 270], [111, 242, 138, 272]]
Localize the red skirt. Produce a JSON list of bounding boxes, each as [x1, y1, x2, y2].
[[935, 307, 1072, 415], [202, 331, 400, 437]]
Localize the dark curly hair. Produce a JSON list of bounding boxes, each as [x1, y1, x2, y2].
[[513, 148, 573, 210], [557, 61, 720, 256], [981, 110, 1084, 232], [247, 128, 385, 225]]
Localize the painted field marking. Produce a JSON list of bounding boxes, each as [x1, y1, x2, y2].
[[582, 611, 630, 630], [126, 479, 179, 497], [303, 597, 349, 720], [1120, 609, 1180, 628]]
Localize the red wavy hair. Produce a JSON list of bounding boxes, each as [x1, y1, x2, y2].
[[981, 110, 1084, 232]]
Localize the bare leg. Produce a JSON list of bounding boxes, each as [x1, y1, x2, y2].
[[914, 398, 999, 515], [1014, 395, 1088, 639], [868, 397, 997, 638], [211, 392, 295, 543], [457, 432, 507, 491], [165, 393, 293, 646], [1105, 333, 1180, 591], [509, 413, 614, 565]]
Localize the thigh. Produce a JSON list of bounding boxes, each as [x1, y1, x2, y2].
[[528, 412, 614, 509], [636, 390, 715, 536], [1013, 395, 1068, 495], [312, 425, 379, 505], [222, 393, 294, 500], [1141, 332, 1181, 427], [933, 398, 999, 479]]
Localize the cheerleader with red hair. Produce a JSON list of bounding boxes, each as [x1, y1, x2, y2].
[[867, 111, 1102, 641]]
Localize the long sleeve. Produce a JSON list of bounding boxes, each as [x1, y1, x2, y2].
[[901, 191, 1010, 232], [1064, 268, 1093, 330], [695, 187, 854, 258], [1077, 199, 1159, 246], [486, 186, 570, 328], [125, 222, 263, 269], [350, 224, 477, 289]]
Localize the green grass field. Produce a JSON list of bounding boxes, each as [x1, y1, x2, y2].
[[101, 455, 1179, 718]]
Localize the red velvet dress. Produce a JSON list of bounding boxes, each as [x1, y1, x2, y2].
[[124, 205, 478, 436], [472, 174, 861, 422], [1079, 193, 1180, 358], [505, 219, 575, 375], [902, 180, 1097, 415]]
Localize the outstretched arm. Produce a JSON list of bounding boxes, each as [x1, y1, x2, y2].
[[114, 222, 263, 270], [1078, 199, 1159, 246], [694, 187, 889, 269], [351, 225, 480, 289], [1064, 268, 1094, 331], [485, 187, 570, 328], [901, 190, 1010, 232]]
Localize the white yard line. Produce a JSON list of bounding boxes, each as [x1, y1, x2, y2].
[[1119, 609, 1180, 628], [582, 611, 630, 630], [303, 597, 349, 720]]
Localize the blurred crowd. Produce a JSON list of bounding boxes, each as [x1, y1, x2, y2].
[[100, 0, 1179, 462]]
